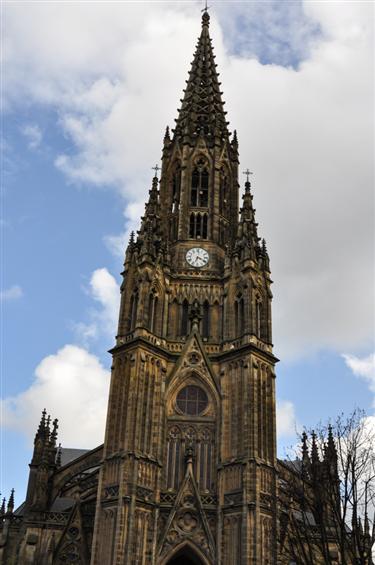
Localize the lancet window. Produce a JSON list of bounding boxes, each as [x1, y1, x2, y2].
[[191, 159, 209, 207], [202, 300, 210, 339], [255, 300, 262, 338], [129, 292, 139, 331], [148, 291, 159, 334], [234, 295, 245, 337], [181, 299, 189, 336], [172, 164, 181, 209], [219, 168, 229, 216], [166, 424, 215, 491], [189, 213, 208, 239]]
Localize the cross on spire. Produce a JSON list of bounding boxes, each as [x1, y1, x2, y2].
[[152, 164, 160, 178], [201, 0, 210, 13], [243, 169, 253, 183]]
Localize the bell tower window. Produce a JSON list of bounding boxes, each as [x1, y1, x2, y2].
[[191, 160, 209, 207], [189, 213, 208, 239]]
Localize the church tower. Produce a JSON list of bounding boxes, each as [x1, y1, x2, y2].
[[91, 10, 277, 564]]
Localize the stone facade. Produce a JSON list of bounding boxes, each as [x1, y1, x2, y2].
[[0, 10, 335, 565]]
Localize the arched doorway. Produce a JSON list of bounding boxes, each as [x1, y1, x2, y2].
[[166, 546, 204, 565]]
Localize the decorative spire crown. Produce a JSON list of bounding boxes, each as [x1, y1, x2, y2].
[[173, 11, 229, 141]]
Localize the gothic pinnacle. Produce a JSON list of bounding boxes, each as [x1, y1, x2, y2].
[[7, 489, 14, 514], [50, 418, 59, 446], [0, 497, 5, 515], [56, 443, 62, 467], [201, 10, 210, 28], [301, 431, 310, 469], [37, 408, 47, 436], [311, 431, 320, 467]]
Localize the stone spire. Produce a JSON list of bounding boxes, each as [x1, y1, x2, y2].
[[173, 10, 229, 142]]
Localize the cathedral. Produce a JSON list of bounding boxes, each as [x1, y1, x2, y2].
[[0, 9, 350, 565]]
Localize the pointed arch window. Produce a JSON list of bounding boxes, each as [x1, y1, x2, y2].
[[181, 299, 189, 337], [189, 213, 195, 239], [220, 169, 229, 216], [234, 295, 245, 337], [172, 164, 181, 208], [202, 300, 210, 339], [191, 159, 209, 207], [202, 214, 208, 239], [148, 291, 159, 333], [130, 292, 138, 331], [256, 300, 262, 338]]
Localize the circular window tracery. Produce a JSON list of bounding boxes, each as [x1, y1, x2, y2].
[[176, 385, 208, 416]]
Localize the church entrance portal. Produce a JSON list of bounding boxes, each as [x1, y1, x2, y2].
[[166, 547, 204, 565]]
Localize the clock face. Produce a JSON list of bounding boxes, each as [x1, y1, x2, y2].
[[186, 248, 209, 268]]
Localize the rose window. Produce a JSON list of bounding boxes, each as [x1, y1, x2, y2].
[[176, 385, 208, 416]]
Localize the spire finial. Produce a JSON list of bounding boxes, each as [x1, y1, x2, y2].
[[243, 169, 253, 183], [151, 164, 160, 179], [243, 169, 253, 193], [201, 0, 210, 26]]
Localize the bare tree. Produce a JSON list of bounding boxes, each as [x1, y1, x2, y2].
[[278, 409, 375, 564]]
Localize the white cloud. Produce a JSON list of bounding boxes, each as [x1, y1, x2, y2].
[[0, 285, 23, 301], [1, 345, 110, 448], [3, 3, 374, 361], [74, 268, 120, 345], [343, 353, 375, 404], [277, 400, 297, 439], [20, 123, 42, 150]]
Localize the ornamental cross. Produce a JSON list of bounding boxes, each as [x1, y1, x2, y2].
[[201, 0, 210, 13], [243, 169, 253, 183], [152, 164, 161, 178]]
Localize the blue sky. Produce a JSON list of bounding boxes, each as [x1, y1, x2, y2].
[[1, 1, 374, 506]]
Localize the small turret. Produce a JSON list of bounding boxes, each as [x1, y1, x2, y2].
[[234, 176, 261, 262], [137, 174, 163, 259], [25, 410, 59, 512]]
